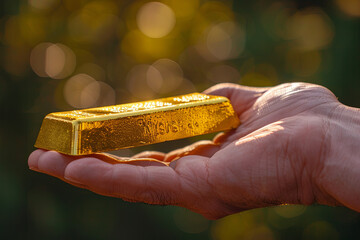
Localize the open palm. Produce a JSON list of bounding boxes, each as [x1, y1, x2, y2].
[[29, 82, 360, 219]]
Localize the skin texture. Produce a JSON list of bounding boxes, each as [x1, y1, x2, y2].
[[28, 82, 360, 219]]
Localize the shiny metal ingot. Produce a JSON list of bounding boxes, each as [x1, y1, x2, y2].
[[35, 93, 240, 155]]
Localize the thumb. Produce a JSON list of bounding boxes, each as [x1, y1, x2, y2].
[[203, 83, 269, 115]]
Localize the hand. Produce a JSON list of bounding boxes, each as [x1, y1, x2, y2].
[[28, 82, 360, 219]]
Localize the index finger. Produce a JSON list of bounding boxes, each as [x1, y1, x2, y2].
[[204, 83, 269, 116]]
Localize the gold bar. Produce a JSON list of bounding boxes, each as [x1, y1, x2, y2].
[[35, 93, 240, 155]]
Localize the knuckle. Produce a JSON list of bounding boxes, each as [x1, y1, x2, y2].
[[280, 82, 337, 101]]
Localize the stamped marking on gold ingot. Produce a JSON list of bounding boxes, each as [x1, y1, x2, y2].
[[34, 93, 240, 155]]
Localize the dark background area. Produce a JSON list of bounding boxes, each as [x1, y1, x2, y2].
[[1, 0, 360, 239]]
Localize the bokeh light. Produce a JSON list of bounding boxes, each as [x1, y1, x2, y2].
[[126, 59, 193, 99], [126, 64, 158, 100], [83, 81, 116, 107], [205, 21, 245, 61], [149, 58, 183, 94], [136, 2, 176, 38], [28, 0, 59, 10], [64, 73, 98, 108], [45, 44, 66, 78], [335, 0, 360, 17], [30, 42, 52, 77], [30, 43, 76, 79], [211, 210, 275, 240], [285, 8, 334, 51], [46, 44, 76, 79]]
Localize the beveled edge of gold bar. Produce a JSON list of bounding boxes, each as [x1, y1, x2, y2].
[[48, 93, 229, 123], [78, 97, 227, 122]]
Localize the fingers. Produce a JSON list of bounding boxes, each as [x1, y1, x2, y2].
[[63, 158, 182, 204], [37, 151, 74, 177], [131, 140, 221, 162], [164, 140, 220, 162], [28, 150, 183, 205], [28, 149, 46, 170], [28, 150, 90, 189], [212, 130, 236, 145], [203, 83, 269, 115], [132, 151, 166, 161], [29, 150, 77, 178], [28, 149, 236, 218]]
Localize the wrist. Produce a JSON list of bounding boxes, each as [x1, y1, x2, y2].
[[314, 103, 360, 211]]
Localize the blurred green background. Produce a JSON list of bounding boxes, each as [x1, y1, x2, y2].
[[1, 0, 360, 239]]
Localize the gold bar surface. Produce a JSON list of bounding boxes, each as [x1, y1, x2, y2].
[[35, 93, 240, 155]]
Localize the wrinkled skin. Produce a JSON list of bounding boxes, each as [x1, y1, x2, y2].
[[28, 83, 360, 219]]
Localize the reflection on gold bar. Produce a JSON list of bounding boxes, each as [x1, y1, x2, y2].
[[35, 93, 240, 155]]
